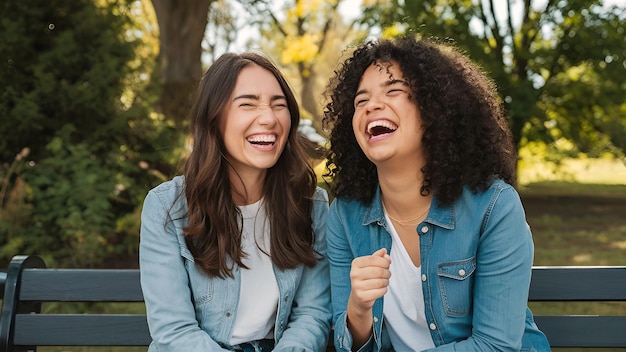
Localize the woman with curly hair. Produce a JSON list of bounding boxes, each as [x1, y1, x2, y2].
[[323, 36, 549, 351], [140, 52, 331, 352]]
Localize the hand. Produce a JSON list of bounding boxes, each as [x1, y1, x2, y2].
[[348, 248, 392, 315], [346, 248, 392, 347]]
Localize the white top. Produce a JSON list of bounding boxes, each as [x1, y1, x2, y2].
[[383, 212, 436, 351], [230, 198, 279, 345]]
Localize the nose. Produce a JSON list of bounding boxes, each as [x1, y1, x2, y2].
[[257, 105, 279, 126], [364, 95, 384, 112]]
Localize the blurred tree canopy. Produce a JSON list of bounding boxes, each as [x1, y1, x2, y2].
[[359, 0, 626, 158]]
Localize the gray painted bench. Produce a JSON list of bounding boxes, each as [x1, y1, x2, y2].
[[1, 255, 625, 350]]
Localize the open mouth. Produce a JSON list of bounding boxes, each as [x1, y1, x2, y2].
[[367, 120, 397, 138], [247, 134, 276, 146]]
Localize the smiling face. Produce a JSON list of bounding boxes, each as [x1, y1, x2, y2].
[[220, 64, 291, 179], [352, 60, 424, 166]]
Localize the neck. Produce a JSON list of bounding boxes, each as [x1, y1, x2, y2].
[[229, 169, 266, 206], [378, 166, 431, 221]]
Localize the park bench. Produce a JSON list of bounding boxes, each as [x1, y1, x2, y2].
[[1, 254, 625, 351]]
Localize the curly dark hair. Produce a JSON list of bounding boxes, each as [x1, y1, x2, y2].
[[183, 52, 318, 278], [323, 36, 517, 206]]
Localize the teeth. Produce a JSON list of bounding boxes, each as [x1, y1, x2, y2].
[[247, 134, 276, 143], [367, 120, 397, 134]]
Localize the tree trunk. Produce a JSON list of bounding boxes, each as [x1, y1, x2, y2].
[[298, 62, 323, 131], [151, 0, 213, 128]]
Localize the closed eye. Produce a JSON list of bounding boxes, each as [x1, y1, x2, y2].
[[355, 98, 368, 107], [386, 79, 409, 95], [233, 94, 259, 109], [238, 102, 257, 109], [272, 103, 287, 110]]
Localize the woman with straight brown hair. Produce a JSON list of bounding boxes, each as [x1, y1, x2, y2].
[[140, 52, 331, 352]]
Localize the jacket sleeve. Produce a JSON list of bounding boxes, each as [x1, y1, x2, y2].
[[273, 187, 333, 352], [326, 199, 378, 352], [139, 189, 230, 352]]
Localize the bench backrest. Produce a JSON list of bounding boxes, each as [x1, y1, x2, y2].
[[1, 255, 626, 350], [0, 255, 150, 351], [528, 266, 626, 347]]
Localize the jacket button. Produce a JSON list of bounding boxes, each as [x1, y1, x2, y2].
[[421, 225, 429, 233], [429, 323, 437, 330], [421, 274, 427, 281], [458, 269, 466, 276], [373, 317, 379, 323], [226, 312, 231, 317]]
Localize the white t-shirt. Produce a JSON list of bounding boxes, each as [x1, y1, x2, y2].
[[383, 212, 436, 351], [230, 198, 279, 345]]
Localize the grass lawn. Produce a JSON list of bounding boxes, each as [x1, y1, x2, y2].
[[518, 157, 626, 267], [521, 182, 626, 267]]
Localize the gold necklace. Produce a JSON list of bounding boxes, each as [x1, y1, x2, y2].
[[384, 205, 429, 226]]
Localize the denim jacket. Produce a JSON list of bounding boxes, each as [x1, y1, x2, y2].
[[140, 176, 331, 352], [328, 179, 550, 351]]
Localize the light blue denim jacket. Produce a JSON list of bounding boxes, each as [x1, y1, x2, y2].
[[140, 176, 331, 352], [328, 179, 550, 351]]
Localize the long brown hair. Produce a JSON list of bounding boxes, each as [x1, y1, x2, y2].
[[182, 52, 318, 278]]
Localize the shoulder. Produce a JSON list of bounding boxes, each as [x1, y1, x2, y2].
[[143, 176, 187, 215], [312, 186, 329, 203], [330, 195, 366, 209], [149, 175, 184, 197], [456, 178, 523, 220], [460, 178, 518, 201], [329, 196, 368, 220], [485, 178, 520, 202], [487, 178, 515, 192]]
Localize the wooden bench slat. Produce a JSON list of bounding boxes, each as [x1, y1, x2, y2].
[[19, 269, 144, 302], [529, 266, 626, 301], [13, 314, 151, 346], [534, 316, 626, 347]]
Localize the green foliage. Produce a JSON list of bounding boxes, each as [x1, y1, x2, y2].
[[0, 0, 175, 268], [1, 0, 131, 160], [517, 139, 626, 185], [20, 132, 120, 267]]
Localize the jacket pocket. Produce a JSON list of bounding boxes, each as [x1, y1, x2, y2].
[[437, 257, 476, 316]]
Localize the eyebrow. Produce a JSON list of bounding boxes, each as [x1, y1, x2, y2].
[[233, 94, 287, 102], [354, 79, 408, 98]]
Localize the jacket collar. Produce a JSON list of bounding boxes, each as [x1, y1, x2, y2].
[[363, 184, 455, 230]]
